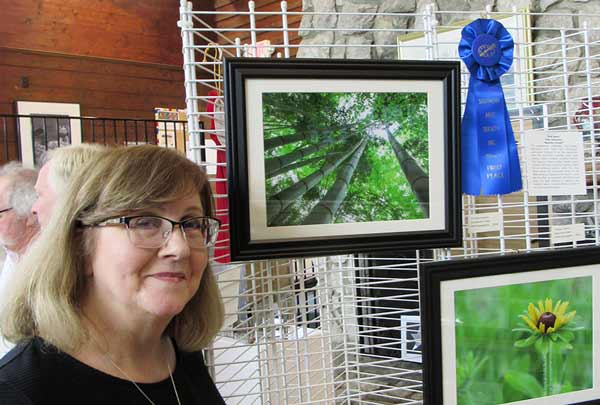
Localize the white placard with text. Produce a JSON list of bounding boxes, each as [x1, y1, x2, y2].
[[551, 223, 587, 245], [524, 131, 586, 196], [467, 212, 502, 233]]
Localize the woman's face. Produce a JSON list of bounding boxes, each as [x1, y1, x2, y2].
[[85, 194, 208, 322]]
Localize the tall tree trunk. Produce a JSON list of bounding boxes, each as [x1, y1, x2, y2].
[[263, 124, 296, 132], [303, 139, 368, 224], [267, 137, 364, 226], [264, 128, 334, 151], [264, 121, 364, 152], [386, 128, 429, 216], [264, 144, 322, 177], [267, 154, 328, 179], [267, 199, 296, 227], [265, 104, 308, 115]]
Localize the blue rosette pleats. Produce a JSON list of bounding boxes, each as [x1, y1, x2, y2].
[[459, 18, 523, 196]]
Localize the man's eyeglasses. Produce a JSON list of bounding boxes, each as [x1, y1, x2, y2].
[[87, 215, 221, 249], [0, 207, 13, 216]]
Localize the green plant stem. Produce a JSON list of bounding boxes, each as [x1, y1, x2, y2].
[[542, 340, 552, 397], [548, 340, 553, 395]]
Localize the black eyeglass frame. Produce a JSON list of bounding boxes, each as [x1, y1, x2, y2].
[[0, 207, 13, 215], [87, 215, 222, 248]]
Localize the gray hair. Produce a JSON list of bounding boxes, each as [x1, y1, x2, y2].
[[0, 162, 38, 218]]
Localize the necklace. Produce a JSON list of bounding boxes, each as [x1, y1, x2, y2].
[[104, 348, 182, 405]]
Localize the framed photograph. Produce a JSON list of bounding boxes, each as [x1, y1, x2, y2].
[[420, 247, 600, 404], [400, 315, 422, 363], [224, 58, 461, 260], [397, 13, 533, 110], [16, 101, 82, 168]]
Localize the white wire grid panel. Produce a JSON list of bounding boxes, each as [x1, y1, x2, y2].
[[179, 2, 600, 404]]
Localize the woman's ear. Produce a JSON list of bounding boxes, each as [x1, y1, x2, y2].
[[25, 214, 38, 229]]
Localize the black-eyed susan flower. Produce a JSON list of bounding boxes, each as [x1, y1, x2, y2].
[[513, 297, 583, 398], [514, 298, 579, 353], [520, 298, 576, 335]]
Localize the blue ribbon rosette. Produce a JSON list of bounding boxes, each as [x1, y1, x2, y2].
[[459, 19, 522, 195]]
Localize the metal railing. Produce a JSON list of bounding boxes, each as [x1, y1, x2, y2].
[[0, 114, 189, 165]]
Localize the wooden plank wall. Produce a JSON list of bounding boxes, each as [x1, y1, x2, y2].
[[213, 0, 302, 56], [0, 0, 215, 163], [1, 0, 187, 65], [0, 0, 301, 163], [0, 48, 186, 118]]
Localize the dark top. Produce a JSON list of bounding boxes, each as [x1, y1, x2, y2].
[[0, 337, 226, 404]]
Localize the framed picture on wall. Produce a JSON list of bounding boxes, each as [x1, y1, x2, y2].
[[224, 58, 461, 261], [16, 101, 82, 168], [397, 12, 533, 110], [420, 247, 600, 405], [400, 315, 422, 363]]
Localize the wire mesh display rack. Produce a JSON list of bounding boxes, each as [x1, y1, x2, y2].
[[178, 2, 600, 403]]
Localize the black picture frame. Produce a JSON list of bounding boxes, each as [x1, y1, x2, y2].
[[420, 247, 600, 405], [224, 58, 461, 261]]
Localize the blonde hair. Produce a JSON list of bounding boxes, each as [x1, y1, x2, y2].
[[1, 145, 224, 352], [44, 144, 107, 194]]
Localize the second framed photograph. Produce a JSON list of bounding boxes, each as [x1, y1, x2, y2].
[[420, 247, 600, 405], [224, 58, 461, 261]]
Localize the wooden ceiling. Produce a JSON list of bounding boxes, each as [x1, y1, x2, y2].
[[211, 0, 303, 56]]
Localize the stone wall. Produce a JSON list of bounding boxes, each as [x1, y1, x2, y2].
[[298, 0, 600, 60], [298, 0, 600, 129]]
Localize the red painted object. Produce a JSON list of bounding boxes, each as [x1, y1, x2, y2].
[[207, 89, 230, 263], [573, 96, 600, 131]]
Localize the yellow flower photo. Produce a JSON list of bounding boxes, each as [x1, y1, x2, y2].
[[453, 277, 592, 405]]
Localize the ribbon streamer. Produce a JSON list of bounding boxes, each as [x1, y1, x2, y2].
[[459, 19, 522, 195]]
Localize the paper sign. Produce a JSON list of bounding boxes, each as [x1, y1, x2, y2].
[[550, 223, 586, 245], [242, 40, 275, 58], [467, 212, 502, 233], [525, 131, 586, 196]]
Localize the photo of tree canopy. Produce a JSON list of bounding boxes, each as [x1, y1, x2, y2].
[[262, 92, 429, 227]]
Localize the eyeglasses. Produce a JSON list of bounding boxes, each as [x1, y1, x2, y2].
[[89, 215, 221, 249], [0, 207, 13, 216]]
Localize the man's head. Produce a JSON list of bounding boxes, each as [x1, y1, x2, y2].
[[0, 163, 39, 254], [31, 144, 107, 228]]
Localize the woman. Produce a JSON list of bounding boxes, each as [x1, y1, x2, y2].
[[0, 145, 226, 404]]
